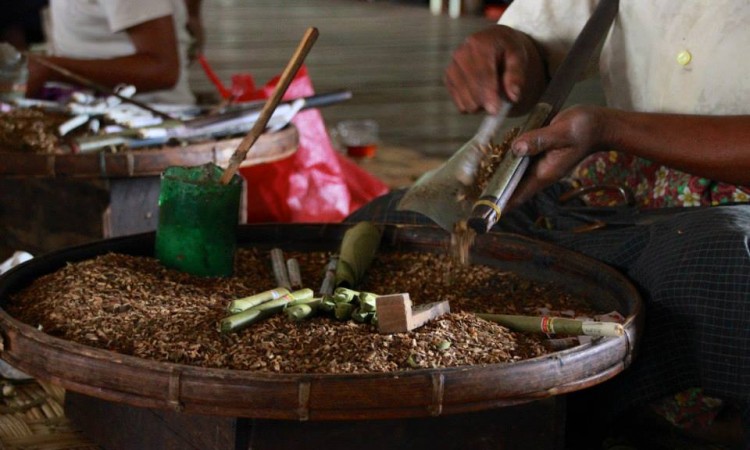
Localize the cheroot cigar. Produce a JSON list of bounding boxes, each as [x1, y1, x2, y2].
[[476, 313, 624, 337]]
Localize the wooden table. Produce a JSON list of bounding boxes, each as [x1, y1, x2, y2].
[[0, 126, 298, 255]]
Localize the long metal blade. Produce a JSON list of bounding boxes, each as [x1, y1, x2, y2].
[[396, 103, 512, 231]]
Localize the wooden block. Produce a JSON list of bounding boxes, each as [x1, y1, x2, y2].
[[376, 293, 450, 334], [376, 294, 412, 334]]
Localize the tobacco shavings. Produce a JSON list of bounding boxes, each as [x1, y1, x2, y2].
[[449, 127, 521, 267], [450, 220, 476, 267], [471, 126, 521, 199], [0, 109, 67, 154], [7, 249, 602, 374]]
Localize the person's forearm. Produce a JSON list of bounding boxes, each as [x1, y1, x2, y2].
[[603, 110, 750, 185], [27, 53, 179, 97]]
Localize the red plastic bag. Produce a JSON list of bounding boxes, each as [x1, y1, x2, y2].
[[198, 55, 265, 102], [240, 66, 389, 223]]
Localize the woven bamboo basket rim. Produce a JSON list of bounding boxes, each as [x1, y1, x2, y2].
[[0, 224, 643, 421], [0, 125, 298, 179]]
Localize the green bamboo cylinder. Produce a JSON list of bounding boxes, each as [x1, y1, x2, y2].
[[335, 221, 382, 288], [359, 292, 378, 312], [351, 308, 374, 324], [287, 296, 322, 308], [320, 295, 336, 312], [286, 304, 317, 322], [226, 287, 290, 314], [285, 297, 323, 322], [220, 289, 314, 333], [334, 302, 355, 321], [333, 287, 359, 303], [219, 308, 264, 333]]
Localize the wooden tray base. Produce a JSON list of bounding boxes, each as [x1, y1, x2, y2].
[[66, 392, 565, 450]]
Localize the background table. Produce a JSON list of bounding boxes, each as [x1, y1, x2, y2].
[[0, 126, 298, 256]]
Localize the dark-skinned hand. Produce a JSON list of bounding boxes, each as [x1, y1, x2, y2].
[[508, 105, 612, 209], [443, 25, 547, 116]]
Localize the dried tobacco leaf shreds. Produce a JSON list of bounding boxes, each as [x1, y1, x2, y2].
[[0, 109, 67, 154], [450, 127, 521, 267], [472, 127, 520, 199], [7, 245, 605, 374]]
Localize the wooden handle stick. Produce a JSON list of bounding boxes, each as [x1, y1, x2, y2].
[[219, 27, 319, 185], [27, 53, 175, 122], [376, 293, 450, 334]]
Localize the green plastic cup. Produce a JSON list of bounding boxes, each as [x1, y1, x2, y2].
[[155, 163, 242, 277]]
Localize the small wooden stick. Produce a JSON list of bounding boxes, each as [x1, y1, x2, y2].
[[286, 258, 302, 290], [270, 248, 292, 290], [219, 27, 319, 185], [318, 257, 338, 296], [376, 293, 450, 334]]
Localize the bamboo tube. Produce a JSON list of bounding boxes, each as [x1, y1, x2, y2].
[[220, 288, 313, 333], [287, 295, 322, 308], [285, 298, 322, 322], [351, 308, 375, 324], [335, 221, 382, 288], [286, 304, 315, 322], [334, 302, 355, 321], [476, 313, 624, 337], [320, 295, 336, 312], [226, 287, 290, 314], [333, 287, 359, 303], [220, 308, 264, 333], [359, 292, 378, 313]]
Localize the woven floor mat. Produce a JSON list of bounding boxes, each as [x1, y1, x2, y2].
[[0, 378, 100, 450]]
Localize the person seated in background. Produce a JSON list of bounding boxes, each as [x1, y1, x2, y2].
[[349, 1, 750, 447], [27, 0, 203, 105]]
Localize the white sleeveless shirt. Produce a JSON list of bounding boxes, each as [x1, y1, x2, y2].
[[47, 0, 195, 105]]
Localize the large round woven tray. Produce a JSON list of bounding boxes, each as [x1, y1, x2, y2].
[[0, 126, 298, 179], [0, 224, 642, 421]]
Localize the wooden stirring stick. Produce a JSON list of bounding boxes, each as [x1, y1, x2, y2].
[[219, 27, 319, 185]]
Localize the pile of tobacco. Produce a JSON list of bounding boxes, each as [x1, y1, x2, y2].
[[471, 126, 520, 199], [0, 109, 67, 154], [7, 249, 605, 374]]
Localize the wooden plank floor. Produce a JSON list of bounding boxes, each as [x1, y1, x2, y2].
[[190, 0, 496, 156]]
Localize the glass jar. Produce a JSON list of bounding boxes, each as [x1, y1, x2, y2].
[[0, 43, 28, 102], [155, 163, 242, 277]]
